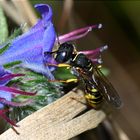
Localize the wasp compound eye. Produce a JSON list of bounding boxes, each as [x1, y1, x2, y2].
[[55, 43, 75, 63]]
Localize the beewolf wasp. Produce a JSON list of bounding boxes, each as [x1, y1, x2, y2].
[[44, 42, 123, 109]]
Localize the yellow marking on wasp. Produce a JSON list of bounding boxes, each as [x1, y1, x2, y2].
[[87, 63, 92, 67], [66, 78, 78, 83], [85, 94, 96, 99], [72, 53, 79, 61], [58, 63, 71, 67], [49, 78, 78, 83], [89, 67, 93, 72], [91, 88, 98, 92], [87, 102, 97, 108], [85, 92, 101, 99], [73, 46, 78, 54]]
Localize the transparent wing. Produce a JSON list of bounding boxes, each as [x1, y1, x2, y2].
[[92, 66, 123, 108]]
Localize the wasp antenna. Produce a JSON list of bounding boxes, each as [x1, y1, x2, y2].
[[54, 26, 61, 46]]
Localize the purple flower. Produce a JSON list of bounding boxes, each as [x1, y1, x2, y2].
[[0, 66, 36, 126], [0, 4, 56, 79], [0, 4, 104, 80]]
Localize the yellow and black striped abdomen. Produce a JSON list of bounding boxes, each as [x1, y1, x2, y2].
[[85, 88, 103, 108]]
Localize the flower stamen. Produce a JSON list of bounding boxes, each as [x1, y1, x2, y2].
[[58, 24, 102, 43], [0, 86, 36, 96]]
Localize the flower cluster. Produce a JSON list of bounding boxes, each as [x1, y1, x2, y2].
[[0, 66, 35, 126], [0, 4, 106, 127]]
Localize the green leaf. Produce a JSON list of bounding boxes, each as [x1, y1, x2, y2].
[[54, 67, 76, 80], [0, 43, 10, 54], [0, 6, 8, 43], [3, 61, 22, 68], [9, 27, 23, 40]]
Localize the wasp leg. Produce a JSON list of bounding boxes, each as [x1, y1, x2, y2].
[[46, 63, 71, 68], [49, 78, 78, 83], [71, 96, 97, 109], [45, 63, 58, 67], [11, 126, 20, 135], [70, 97, 90, 107]]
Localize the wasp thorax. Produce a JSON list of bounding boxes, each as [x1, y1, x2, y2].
[[73, 53, 92, 71]]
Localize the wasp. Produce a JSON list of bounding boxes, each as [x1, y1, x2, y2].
[[44, 42, 123, 109]]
